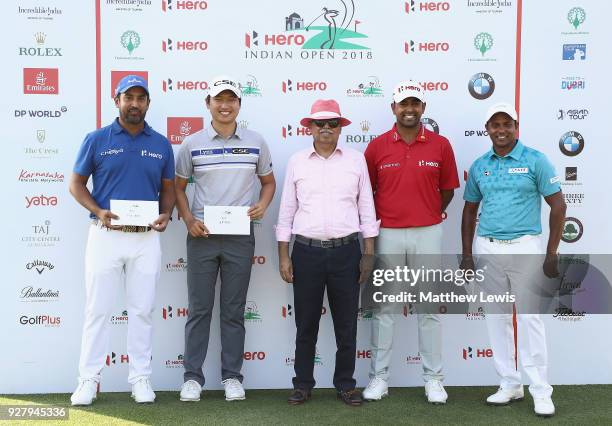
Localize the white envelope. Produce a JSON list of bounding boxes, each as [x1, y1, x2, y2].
[[110, 199, 159, 226], [204, 205, 250, 235]]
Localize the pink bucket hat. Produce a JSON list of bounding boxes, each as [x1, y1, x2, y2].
[[300, 99, 352, 127]]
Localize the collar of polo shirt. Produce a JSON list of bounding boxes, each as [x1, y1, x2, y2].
[[488, 139, 524, 160], [207, 123, 243, 140], [308, 144, 343, 159], [111, 118, 152, 136], [392, 123, 427, 143]]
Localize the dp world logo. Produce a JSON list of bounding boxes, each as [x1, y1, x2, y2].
[[121, 30, 141, 55], [562, 217, 583, 243], [474, 32, 493, 56], [568, 7, 586, 30], [421, 117, 439, 134], [468, 73, 495, 100], [559, 131, 584, 157]]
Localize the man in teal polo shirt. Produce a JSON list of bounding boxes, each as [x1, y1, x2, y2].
[[461, 103, 566, 417]]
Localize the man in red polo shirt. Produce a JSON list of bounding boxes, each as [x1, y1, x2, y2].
[[362, 81, 459, 404]]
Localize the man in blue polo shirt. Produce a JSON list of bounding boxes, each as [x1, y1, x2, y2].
[[69, 75, 175, 406], [461, 103, 566, 417]]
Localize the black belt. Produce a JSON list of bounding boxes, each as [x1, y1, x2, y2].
[[295, 233, 358, 248], [91, 219, 151, 233]]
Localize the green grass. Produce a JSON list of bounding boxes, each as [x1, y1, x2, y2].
[[2, 386, 611, 425]]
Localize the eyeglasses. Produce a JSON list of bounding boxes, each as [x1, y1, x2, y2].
[[312, 119, 341, 129]]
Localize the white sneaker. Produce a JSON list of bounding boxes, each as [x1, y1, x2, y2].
[[486, 386, 524, 405], [131, 377, 156, 403], [70, 378, 98, 406], [425, 379, 448, 404], [362, 377, 388, 401], [534, 396, 555, 417], [222, 378, 245, 401], [180, 380, 202, 402]]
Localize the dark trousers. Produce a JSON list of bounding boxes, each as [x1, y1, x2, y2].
[[291, 239, 361, 392]]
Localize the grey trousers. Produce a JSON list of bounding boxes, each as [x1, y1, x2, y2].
[[183, 230, 255, 385]]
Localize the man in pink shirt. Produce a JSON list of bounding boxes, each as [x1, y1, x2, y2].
[[276, 99, 379, 407]]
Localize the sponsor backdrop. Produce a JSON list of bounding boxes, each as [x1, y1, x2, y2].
[[2, 0, 611, 394]]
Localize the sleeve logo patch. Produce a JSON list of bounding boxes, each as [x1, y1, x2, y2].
[[550, 176, 560, 184]]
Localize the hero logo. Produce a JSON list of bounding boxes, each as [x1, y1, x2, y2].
[[162, 78, 208, 92], [23, 68, 59, 94], [162, 0, 207, 12], [282, 79, 327, 93], [162, 305, 188, 319], [356, 350, 372, 359], [462, 347, 493, 359], [245, 31, 305, 48], [243, 351, 266, 361], [106, 352, 129, 365], [418, 160, 439, 168], [162, 38, 208, 52], [141, 150, 163, 160], [405, 1, 450, 13], [404, 40, 450, 54], [25, 195, 57, 208], [282, 124, 311, 139], [167, 117, 204, 145]]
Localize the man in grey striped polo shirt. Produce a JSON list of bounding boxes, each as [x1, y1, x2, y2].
[[174, 76, 276, 402]]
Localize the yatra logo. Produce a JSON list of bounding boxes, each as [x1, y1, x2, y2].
[[469, 32, 495, 61], [162, 0, 207, 12], [240, 75, 263, 97], [405, 1, 450, 13], [23, 68, 58, 94], [244, 3, 372, 62], [553, 306, 586, 322], [282, 124, 311, 139], [557, 109, 588, 120], [465, 307, 485, 320], [346, 76, 383, 97], [406, 354, 422, 365], [244, 301, 262, 322], [345, 120, 379, 144], [106, 352, 129, 365], [165, 354, 184, 368], [421, 117, 439, 134], [110, 310, 128, 325], [281, 79, 328, 93], [18, 5, 62, 20], [162, 305, 189, 319], [243, 351, 266, 361], [162, 78, 208, 92], [111, 70, 148, 98], [20, 286, 60, 302], [404, 39, 450, 55], [19, 314, 61, 327], [167, 117, 204, 145], [166, 257, 188, 272], [562, 217, 583, 243], [563, 7, 587, 34], [19, 170, 64, 183], [462, 347, 493, 359], [468, 72, 495, 100], [119, 30, 142, 57], [356, 349, 372, 359], [467, 0, 512, 14], [162, 38, 208, 52], [19, 32, 62, 57], [562, 44, 586, 61], [26, 259, 54, 274], [561, 77, 585, 91], [559, 131, 584, 157], [25, 195, 57, 208]]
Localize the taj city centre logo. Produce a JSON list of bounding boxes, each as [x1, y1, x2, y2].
[[564, 7, 587, 34], [346, 76, 383, 97], [240, 75, 263, 97], [468, 73, 495, 100], [244, 1, 373, 61], [23, 68, 58, 95], [559, 131, 584, 157]]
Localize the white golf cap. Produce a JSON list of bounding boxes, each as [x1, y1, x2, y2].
[[485, 102, 518, 123], [392, 80, 425, 104], [208, 75, 241, 98]]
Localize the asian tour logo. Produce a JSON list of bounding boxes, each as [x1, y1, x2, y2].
[[346, 76, 383, 97], [244, 301, 262, 322], [245, 1, 372, 61], [562, 217, 583, 243], [240, 75, 262, 96]]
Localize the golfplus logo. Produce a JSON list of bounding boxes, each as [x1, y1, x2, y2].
[[346, 76, 383, 97], [462, 347, 492, 359], [561, 77, 585, 91], [282, 124, 311, 140], [19, 32, 62, 57], [244, 2, 373, 62], [468, 73, 495, 100], [559, 131, 584, 157], [23, 68, 58, 94], [162, 0, 207, 12], [162, 305, 188, 319], [117, 30, 143, 60], [404, 1, 450, 14], [563, 7, 588, 35], [281, 79, 328, 94], [19, 314, 61, 327], [162, 38, 208, 53], [26, 259, 54, 274], [244, 301, 262, 323], [562, 217, 583, 243], [469, 32, 495, 62], [167, 117, 204, 145], [404, 39, 450, 55], [240, 75, 263, 97], [162, 77, 208, 92]]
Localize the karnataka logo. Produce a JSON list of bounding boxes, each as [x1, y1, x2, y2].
[[474, 32, 493, 56], [346, 76, 383, 97], [468, 73, 495, 100], [567, 7, 586, 30], [562, 217, 583, 243], [121, 30, 141, 55], [558, 131, 584, 157], [240, 75, 262, 96], [244, 301, 262, 322]]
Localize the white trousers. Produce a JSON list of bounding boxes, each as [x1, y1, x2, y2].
[[369, 225, 443, 382], [78, 224, 161, 384], [475, 235, 553, 398]]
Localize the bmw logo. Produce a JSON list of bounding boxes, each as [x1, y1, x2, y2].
[[421, 117, 439, 134], [559, 131, 584, 156], [468, 73, 495, 100]]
